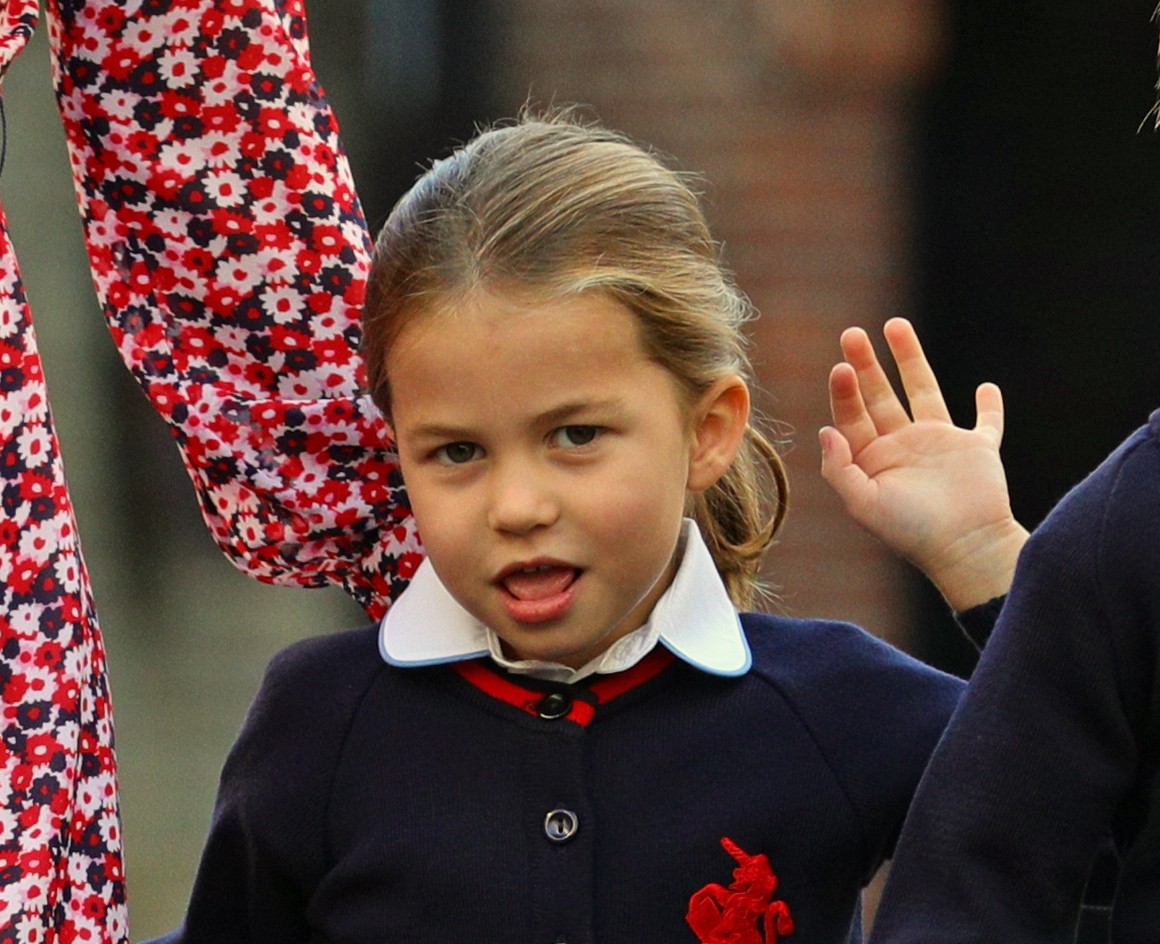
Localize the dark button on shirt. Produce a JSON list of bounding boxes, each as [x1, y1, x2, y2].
[[537, 692, 572, 720]]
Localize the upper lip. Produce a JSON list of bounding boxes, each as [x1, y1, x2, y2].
[[494, 558, 579, 583]]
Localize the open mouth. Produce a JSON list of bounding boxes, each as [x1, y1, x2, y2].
[[497, 563, 581, 624]]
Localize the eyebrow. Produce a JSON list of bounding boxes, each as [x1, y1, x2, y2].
[[402, 424, 475, 443], [404, 398, 628, 442], [537, 398, 626, 426]]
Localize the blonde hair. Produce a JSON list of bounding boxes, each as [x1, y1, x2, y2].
[[363, 114, 788, 609]]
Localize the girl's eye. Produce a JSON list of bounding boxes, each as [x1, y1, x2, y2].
[[551, 425, 601, 448], [434, 442, 483, 465]]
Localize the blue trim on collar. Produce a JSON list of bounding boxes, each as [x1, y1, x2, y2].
[[377, 638, 488, 669]]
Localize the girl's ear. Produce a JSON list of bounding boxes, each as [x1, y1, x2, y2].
[[687, 375, 750, 492], [382, 418, 399, 450]]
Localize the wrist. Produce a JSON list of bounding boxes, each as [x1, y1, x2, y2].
[[924, 519, 1029, 613]]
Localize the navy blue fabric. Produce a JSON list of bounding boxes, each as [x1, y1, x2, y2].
[[870, 411, 1160, 944], [148, 612, 972, 944]]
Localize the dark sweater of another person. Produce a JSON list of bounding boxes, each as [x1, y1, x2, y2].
[[870, 410, 1160, 944]]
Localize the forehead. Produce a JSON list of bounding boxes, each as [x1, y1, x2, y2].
[[386, 289, 683, 424], [398, 285, 634, 343]]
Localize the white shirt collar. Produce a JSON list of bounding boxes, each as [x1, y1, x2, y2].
[[379, 520, 751, 682]]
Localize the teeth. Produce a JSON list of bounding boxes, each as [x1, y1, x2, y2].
[[519, 564, 554, 574]]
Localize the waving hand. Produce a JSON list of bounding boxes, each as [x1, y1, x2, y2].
[[820, 318, 1026, 611]]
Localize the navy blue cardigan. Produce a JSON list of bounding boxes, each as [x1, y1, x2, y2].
[[870, 412, 1160, 944], [152, 613, 970, 944]]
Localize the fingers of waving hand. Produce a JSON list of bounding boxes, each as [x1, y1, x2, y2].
[[974, 381, 1005, 447], [826, 359, 875, 455], [830, 317, 952, 455], [835, 325, 909, 442], [881, 317, 954, 424]]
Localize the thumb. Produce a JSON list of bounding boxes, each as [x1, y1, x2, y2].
[[819, 426, 870, 510]]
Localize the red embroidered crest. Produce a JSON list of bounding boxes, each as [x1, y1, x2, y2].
[[686, 837, 795, 943]]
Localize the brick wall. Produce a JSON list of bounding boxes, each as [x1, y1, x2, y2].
[[492, 0, 944, 646]]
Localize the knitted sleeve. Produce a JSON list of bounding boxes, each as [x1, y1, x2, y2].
[[953, 594, 1003, 652], [868, 421, 1160, 943], [0, 6, 126, 942], [44, 0, 422, 619]]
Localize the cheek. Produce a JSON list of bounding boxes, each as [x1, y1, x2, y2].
[[581, 462, 688, 549], [606, 434, 693, 508], [397, 467, 457, 558], [407, 504, 469, 592]]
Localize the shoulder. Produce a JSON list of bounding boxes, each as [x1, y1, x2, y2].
[[1102, 415, 1160, 531], [741, 612, 960, 693], [1039, 418, 1158, 535], [738, 613, 964, 846], [226, 624, 385, 778], [982, 416, 1160, 682], [263, 622, 384, 694], [196, 625, 389, 901], [739, 612, 962, 736], [1024, 417, 1160, 584]]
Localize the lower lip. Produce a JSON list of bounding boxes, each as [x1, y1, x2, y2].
[[500, 580, 579, 624]]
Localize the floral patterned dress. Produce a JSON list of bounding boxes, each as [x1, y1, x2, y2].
[[47, 0, 422, 617], [0, 2, 124, 941], [0, 0, 422, 940]]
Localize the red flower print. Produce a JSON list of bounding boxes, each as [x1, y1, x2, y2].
[[94, 5, 126, 33], [397, 551, 422, 581], [25, 0, 429, 933], [686, 838, 795, 944]]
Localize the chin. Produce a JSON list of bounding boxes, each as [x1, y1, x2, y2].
[[520, 646, 585, 667], [507, 635, 594, 669]]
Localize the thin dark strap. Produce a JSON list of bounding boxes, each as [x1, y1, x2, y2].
[[0, 94, 8, 180]]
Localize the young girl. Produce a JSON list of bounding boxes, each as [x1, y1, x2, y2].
[[145, 114, 1026, 944]]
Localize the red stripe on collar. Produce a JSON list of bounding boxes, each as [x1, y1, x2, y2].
[[452, 660, 544, 716], [589, 648, 675, 704], [452, 648, 676, 727]]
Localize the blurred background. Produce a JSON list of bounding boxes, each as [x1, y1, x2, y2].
[[4, 0, 1160, 937]]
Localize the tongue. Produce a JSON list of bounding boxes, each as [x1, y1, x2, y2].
[[503, 567, 576, 601]]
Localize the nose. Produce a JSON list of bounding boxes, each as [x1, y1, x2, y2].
[[486, 461, 559, 535]]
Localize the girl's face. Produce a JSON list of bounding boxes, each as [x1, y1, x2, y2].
[[386, 289, 741, 668]]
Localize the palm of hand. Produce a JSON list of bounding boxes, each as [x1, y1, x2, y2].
[[819, 319, 1026, 610], [843, 420, 1012, 573]]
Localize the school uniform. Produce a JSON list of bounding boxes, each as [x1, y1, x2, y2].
[[869, 411, 1160, 944], [152, 525, 983, 944]]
